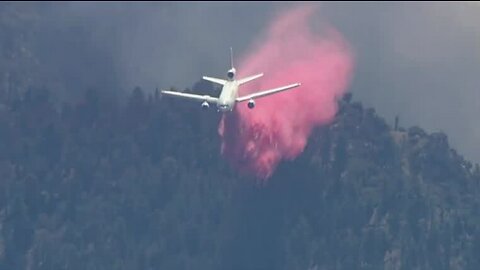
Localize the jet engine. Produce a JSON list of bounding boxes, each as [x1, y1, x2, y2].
[[227, 68, 236, 80], [201, 101, 209, 109], [247, 99, 255, 109]]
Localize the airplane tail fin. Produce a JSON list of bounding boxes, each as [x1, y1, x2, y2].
[[230, 47, 234, 69], [237, 73, 264, 85]]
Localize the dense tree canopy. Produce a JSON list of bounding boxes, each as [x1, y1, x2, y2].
[[0, 84, 478, 270]]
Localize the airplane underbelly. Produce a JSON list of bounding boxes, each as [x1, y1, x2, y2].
[[218, 83, 237, 111]]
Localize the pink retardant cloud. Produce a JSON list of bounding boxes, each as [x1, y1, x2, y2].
[[218, 5, 354, 181]]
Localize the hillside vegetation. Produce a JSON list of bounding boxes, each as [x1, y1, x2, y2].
[[0, 86, 479, 270]]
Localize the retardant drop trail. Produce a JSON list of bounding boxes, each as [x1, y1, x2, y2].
[[218, 5, 354, 181]]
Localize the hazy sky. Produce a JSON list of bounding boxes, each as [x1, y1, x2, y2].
[[25, 2, 480, 163]]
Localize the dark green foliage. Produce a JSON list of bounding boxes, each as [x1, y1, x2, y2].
[[0, 85, 479, 270]]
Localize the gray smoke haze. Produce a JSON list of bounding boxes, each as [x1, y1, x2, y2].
[[320, 2, 480, 163], [8, 2, 480, 163], [29, 2, 285, 97]]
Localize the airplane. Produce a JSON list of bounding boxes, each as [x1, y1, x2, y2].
[[160, 48, 301, 112]]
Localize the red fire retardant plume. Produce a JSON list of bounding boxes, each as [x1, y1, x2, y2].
[[218, 5, 354, 181]]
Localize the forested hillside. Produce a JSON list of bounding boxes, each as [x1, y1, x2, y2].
[[0, 85, 479, 270]]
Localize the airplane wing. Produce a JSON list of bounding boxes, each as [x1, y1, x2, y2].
[[202, 76, 227, 86], [237, 73, 264, 85], [236, 83, 301, 102], [161, 90, 219, 104]]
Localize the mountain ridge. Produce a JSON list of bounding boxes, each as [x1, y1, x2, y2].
[[0, 87, 478, 270]]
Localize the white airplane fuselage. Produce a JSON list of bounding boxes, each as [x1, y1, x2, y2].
[[217, 80, 239, 112], [160, 48, 300, 113]]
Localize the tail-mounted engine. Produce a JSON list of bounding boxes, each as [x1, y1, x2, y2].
[[227, 68, 236, 80]]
